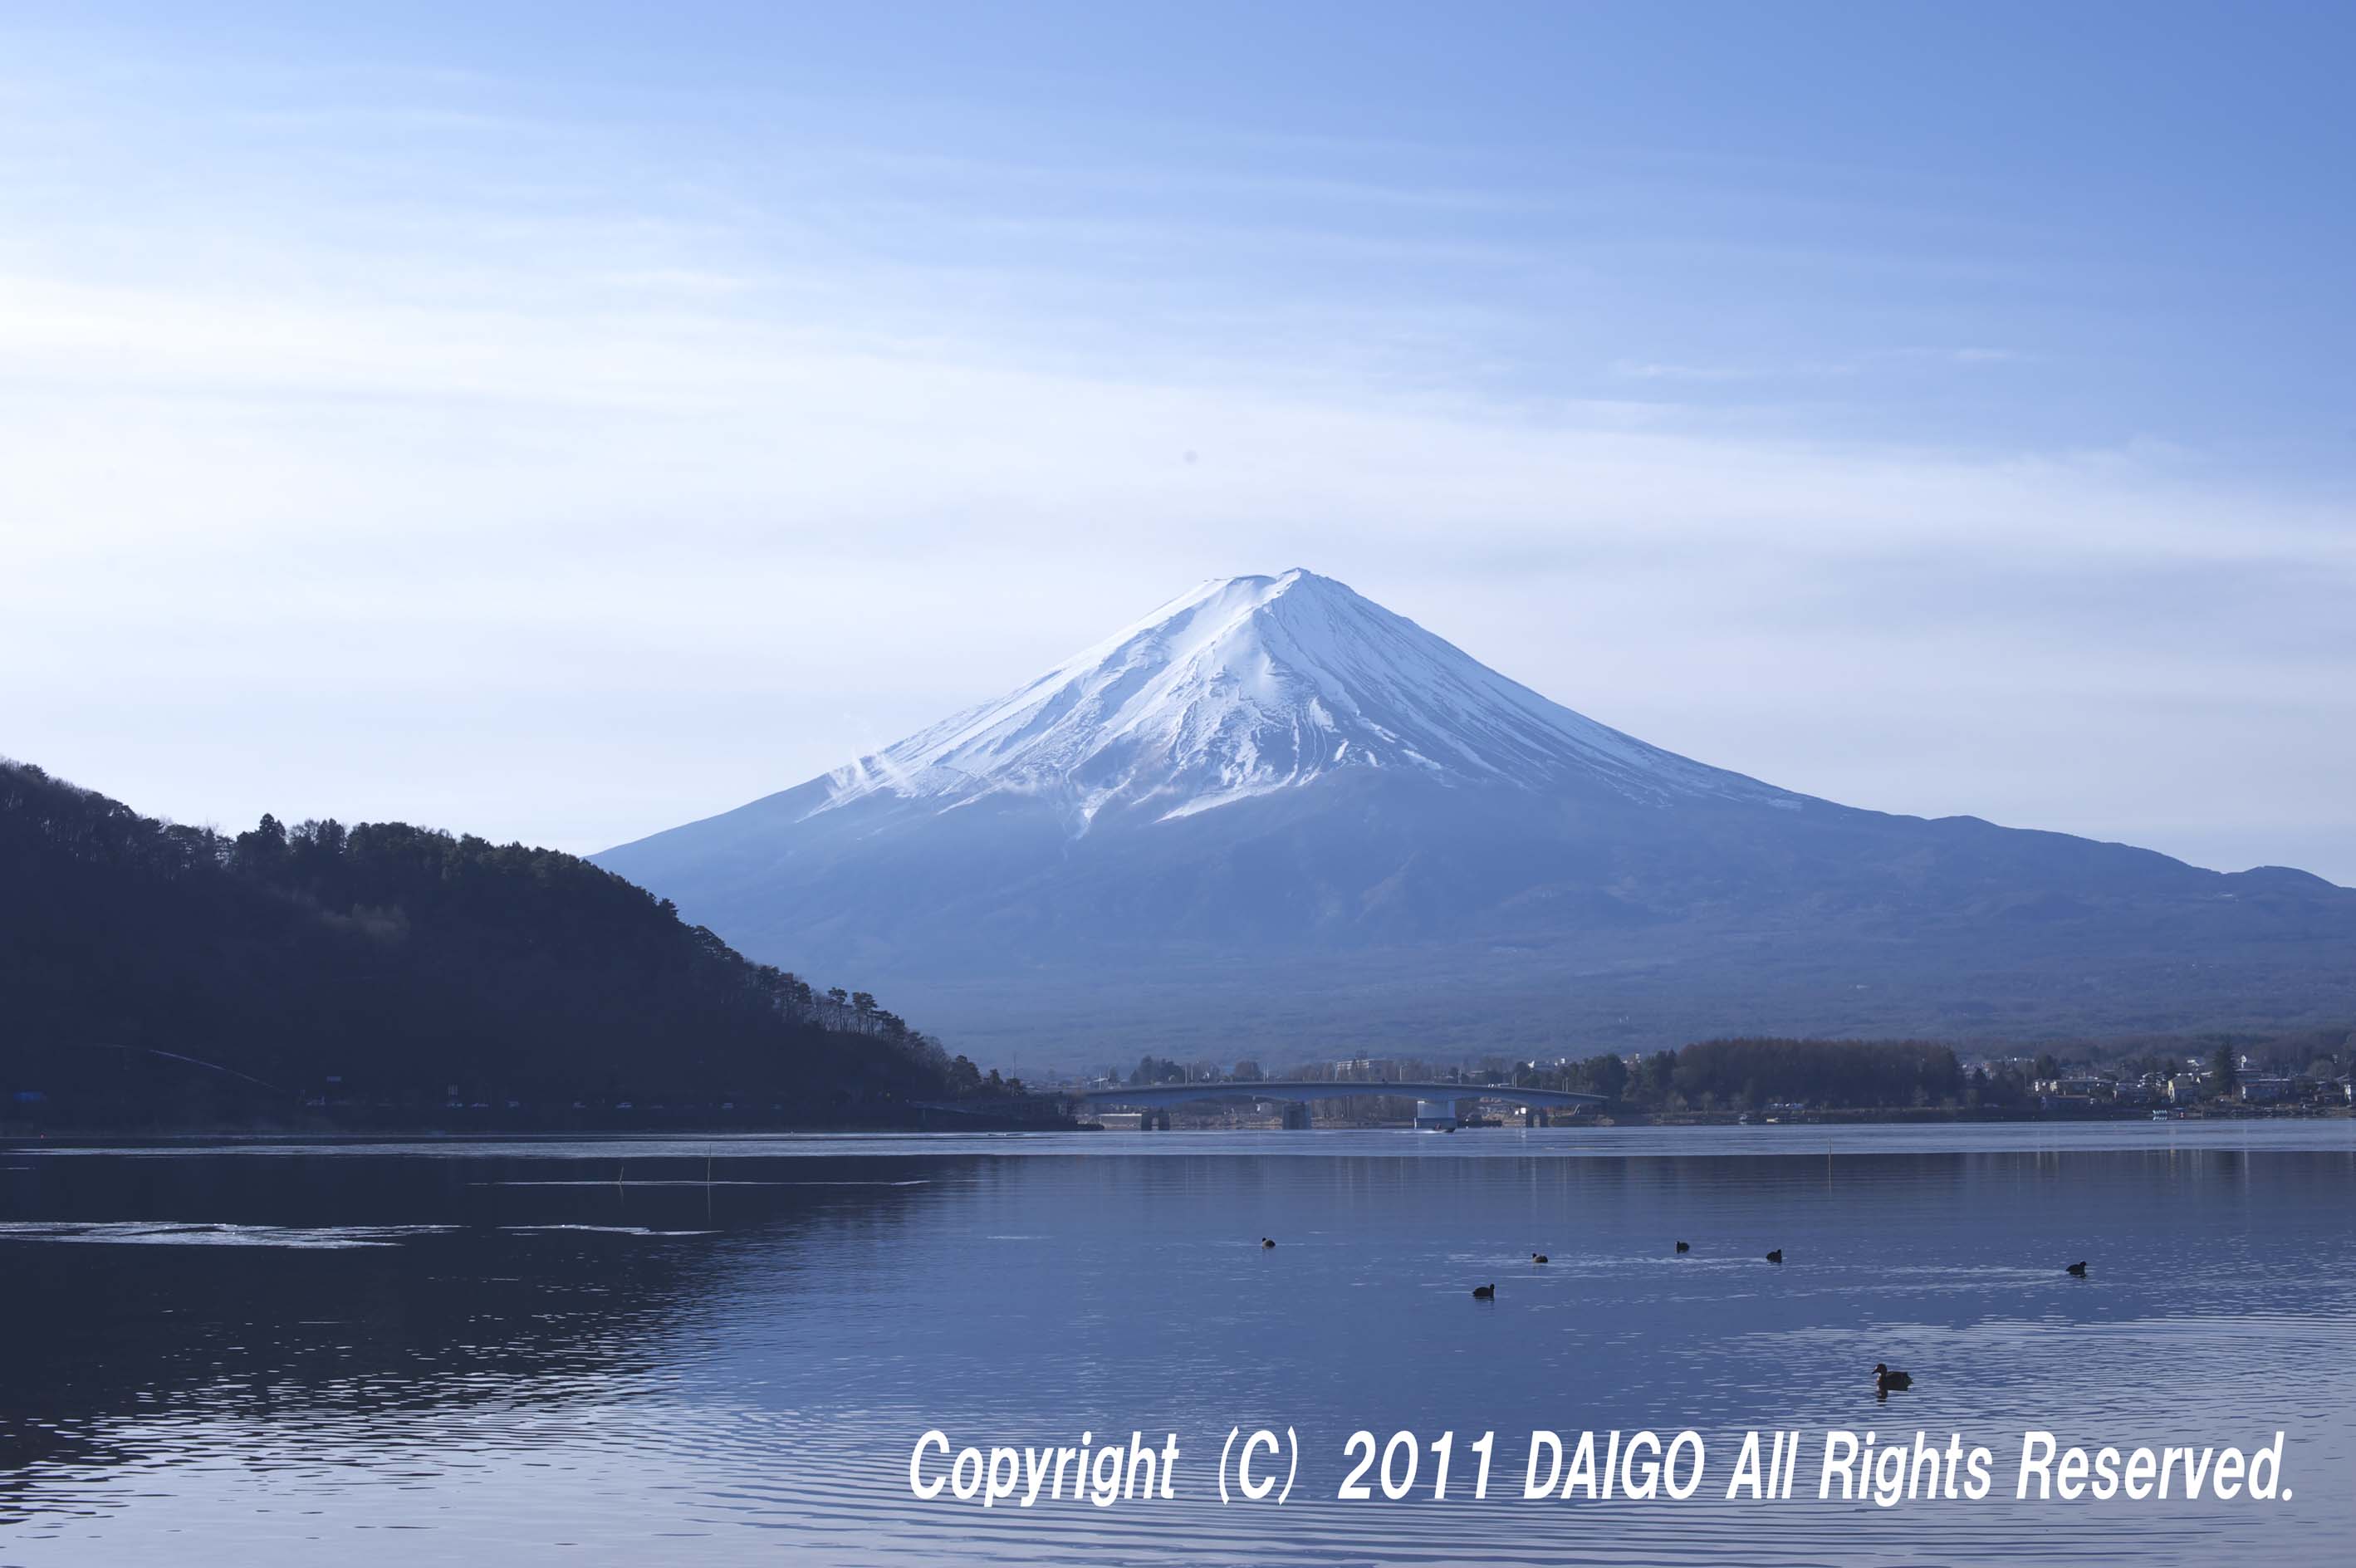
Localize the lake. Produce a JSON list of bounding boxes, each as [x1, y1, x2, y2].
[[2, 1123, 2352, 1566]]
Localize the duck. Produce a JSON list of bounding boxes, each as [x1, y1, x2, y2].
[[1260, 1237, 1276, 1248], [1471, 1282, 1496, 1300], [1874, 1362, 1912, 1394], [1674, 1241, 1691, 1253], [2065, 1260, 2087, 1276], [1531, 1252, 1549, 1264], [1766, 1248, 1784, 1264]]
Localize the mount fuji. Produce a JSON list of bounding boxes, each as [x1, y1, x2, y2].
[[596, 570, 2356, 1066]]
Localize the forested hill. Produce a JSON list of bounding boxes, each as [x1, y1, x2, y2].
[[0, 759, 1039, 1130]]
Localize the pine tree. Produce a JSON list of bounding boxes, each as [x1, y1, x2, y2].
[[2211, 1042, 2241, 1100]]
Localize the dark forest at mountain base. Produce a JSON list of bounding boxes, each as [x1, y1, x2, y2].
[[0, 760, 1065, 1133]]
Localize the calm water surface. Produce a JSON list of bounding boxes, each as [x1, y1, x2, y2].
[[2, 1123, 2351, 1566]]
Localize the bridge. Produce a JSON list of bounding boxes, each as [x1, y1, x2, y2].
[[1070, 1080, 1604, 1130]]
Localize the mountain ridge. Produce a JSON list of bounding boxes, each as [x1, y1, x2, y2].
[[596, 571, 2356, 1066]]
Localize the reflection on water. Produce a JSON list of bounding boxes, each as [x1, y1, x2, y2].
[[2, 1125, 2351, 1566]]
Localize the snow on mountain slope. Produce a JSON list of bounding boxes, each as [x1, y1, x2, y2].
[[816, 569, 1798, 831]]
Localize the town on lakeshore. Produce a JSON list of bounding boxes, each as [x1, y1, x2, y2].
[[1069, 1039, 2356, 1133]]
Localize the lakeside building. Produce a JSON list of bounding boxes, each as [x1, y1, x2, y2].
[[2031, 1076, 2119, 1099]]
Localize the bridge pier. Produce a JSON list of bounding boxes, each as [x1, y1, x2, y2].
[[1140, 1108, 1172, 1131], [1413, 1100, 1461, 1130], [1280, 1101, 1313, 1130]]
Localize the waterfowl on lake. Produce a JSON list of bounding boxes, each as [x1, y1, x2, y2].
[[2065, 1260, 2087, 1276], [1260, 1237, 1275, 1248], [1472, 1283, 1495, 1300], [1766, 1248, 1783, 1263], [1874, 1362, 1912, 1393], [1531, 1252, 1549, 1264], [1674, 1241, 1690, 1253]]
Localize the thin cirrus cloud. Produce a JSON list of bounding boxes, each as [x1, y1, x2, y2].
[[0, 17, 2351, 885]]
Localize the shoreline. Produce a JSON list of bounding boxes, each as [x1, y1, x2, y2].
[[7, 1104, 2345, 1146]]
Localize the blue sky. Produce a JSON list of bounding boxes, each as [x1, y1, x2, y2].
[[3, 2, 2352, 880]]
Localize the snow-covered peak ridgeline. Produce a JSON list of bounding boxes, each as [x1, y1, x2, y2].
[[816, 569, 1800, 829]]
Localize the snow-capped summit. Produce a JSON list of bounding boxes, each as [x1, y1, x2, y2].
[[820, 568, 1790, 830]]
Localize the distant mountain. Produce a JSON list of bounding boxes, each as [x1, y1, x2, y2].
[[597, 570, 2356, 1068], [0, 759, 1033, 1129]]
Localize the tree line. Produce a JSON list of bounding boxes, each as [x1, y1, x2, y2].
[[1127, 1038, 1998, 1114], [1513, 1037, 1972, 1111], [1120, 1029, 2354, 1118]]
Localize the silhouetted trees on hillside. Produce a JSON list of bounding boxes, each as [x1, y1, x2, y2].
[[0, 759, 1022, 1128]]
